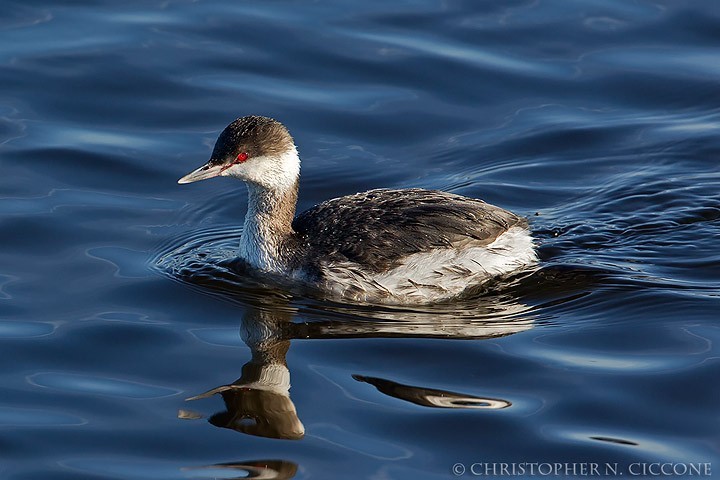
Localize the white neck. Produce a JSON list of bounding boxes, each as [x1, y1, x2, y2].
[[238, 153, 300, 272]]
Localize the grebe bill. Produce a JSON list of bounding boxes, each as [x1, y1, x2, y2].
[[178, 115, 537, 304]]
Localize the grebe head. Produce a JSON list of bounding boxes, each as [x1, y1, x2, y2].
[[178, 115, 299, 191]]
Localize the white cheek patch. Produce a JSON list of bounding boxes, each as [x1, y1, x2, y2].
[[224, 149, 300, 191]]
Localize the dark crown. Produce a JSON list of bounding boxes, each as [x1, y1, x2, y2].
[[210, 116, 294, 164]]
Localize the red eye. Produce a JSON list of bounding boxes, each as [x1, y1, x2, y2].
[[236, 152, 248, 163]]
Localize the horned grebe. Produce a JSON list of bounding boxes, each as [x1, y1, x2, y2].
[[178, 116, 537, 304]]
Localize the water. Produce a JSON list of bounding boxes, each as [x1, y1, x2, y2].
[[1, 1, 719, 478]]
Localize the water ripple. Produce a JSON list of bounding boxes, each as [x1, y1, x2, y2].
[[0, 406, 86, 427], [27, 373, 180, 399], [0, 321, 56, 338]]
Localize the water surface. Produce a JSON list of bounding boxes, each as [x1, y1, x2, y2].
[[1, 1, 719, 478]]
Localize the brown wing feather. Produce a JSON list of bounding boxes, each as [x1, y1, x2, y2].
[[291, 189, 525, 273]]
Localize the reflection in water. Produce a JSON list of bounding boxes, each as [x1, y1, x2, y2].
[[184, 460, 298, 480], [352, 375, 511, 409], [183, 297, 532, 441], [590, 436, 639, 446], [186, 320, 304, 440]]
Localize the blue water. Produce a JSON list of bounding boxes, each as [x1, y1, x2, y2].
[[1, 1, 719, 479]]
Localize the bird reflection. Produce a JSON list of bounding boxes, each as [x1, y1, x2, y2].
[[352, 375, 512, 409], [183, 459, 298, 480], [182, 296, 533, 441], [185, 307, 303, 440]]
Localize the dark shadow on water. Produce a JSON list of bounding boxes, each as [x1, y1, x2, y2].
[[589, 436, 639, 447]]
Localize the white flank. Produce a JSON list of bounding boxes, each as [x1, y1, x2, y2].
[[322, 226, 538, 304]]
